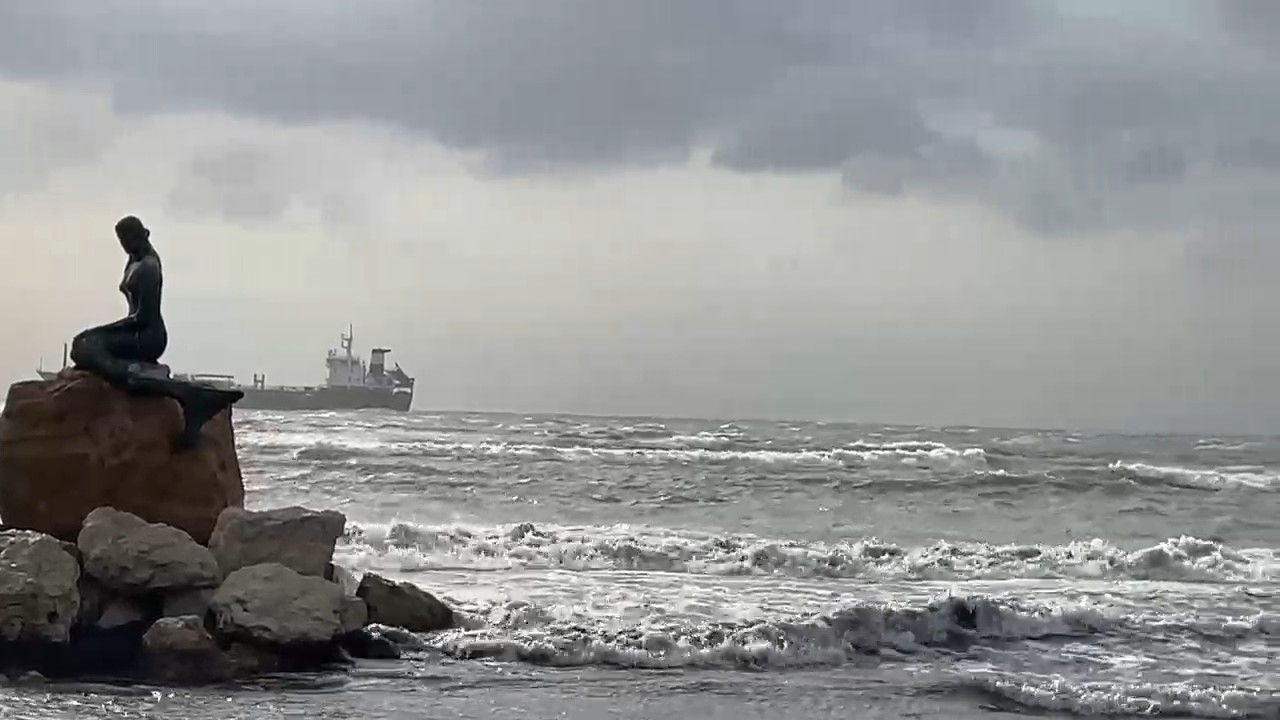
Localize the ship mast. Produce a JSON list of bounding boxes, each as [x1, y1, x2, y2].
[[343, 325, 353, 387]]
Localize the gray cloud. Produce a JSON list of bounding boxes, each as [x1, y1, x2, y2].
[[167, 145, 295, 224], [2, 1, 1279, 236], [0, 81, 120, 198]]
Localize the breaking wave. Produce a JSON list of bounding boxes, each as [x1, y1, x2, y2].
[[1110, 461, 1279, 490], [336, 522, 1277, 583], [425, 594, 1115, 670], [243, 436, 990, 471], [970, 674, 1277, 718]]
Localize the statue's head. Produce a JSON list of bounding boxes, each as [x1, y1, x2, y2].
[[114, 215, 151, 255]]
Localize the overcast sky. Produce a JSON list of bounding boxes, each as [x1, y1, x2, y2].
[[2, 1, 1278, 433]]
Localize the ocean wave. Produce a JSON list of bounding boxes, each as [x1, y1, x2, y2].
[[971, 674, 1275, 719], [244, 436, 989, 471], [1195, 438, 1255, 452], [336, 522, 1277, 583], [426, 595, 1112, 670], [1110, 461, 1278, 490]]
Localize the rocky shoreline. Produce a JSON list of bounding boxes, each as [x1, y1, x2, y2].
[[0, 371, 453, 685], [0, 505, 450, 684]]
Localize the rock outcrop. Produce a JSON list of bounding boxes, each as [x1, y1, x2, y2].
[[0, 530, 80, 643], [357, 572, 453, 632], [339, 596, 368, 634], [78, 508, 220, 594], [340, 626, 402, 659], [141, 615, 230, 684], [0, 371, 243, 544], [209, 506, 345, 577], [0, 492, 456, 683], [211, 563, 344, 646]]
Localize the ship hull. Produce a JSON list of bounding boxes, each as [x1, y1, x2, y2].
[[234, 386, 413, 412]]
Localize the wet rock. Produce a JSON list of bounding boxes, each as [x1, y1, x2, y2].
[[339, 627, 401, 660], [78, 507, 220, 594], [223, 641, 280, 675], [356, 573, 453, 632], [339, 596, 368, 634], [0, 371, 243, 544], [141, 615, 230, 684], [209, 506, 345, 578], [210, 563, 343, 646], [370, 624, 427, 650], [0, 530, 80, 643]]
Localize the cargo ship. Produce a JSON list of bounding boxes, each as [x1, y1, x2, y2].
[[36, 328, 415, 412]]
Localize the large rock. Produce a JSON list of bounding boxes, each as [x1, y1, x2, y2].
[[0, 371, 243, 544], [0, 531, 80, 643], [78, 507, 220, 594], [339, 596, 368, 634], [211, 563, 344, 646], [340, 626, 401, 660], [356, 573, 453, 632], [141, 615, 230, 684], [209, 506, 345, 577]]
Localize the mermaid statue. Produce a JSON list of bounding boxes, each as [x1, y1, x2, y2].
[[70, 215, 243, 448]]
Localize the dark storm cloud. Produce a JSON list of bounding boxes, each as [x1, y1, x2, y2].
[[2, 1, 1279, 234], [0, 1, 1018, 162]]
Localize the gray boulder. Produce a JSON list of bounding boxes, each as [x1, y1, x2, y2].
[[210, 563, 344, 646], [0, 530, 80, 643], [77, 507, 219, 594], [209, 507, 345, 577], [339, 596, 368, 634], [339, 626, 402, 659], [356, 573, 453, 632], [141, 615, 230, 684]]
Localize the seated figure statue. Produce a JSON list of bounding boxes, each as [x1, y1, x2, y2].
[[70, 215, 243, 448]]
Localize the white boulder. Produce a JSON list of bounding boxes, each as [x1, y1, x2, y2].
[[0, 530, 80, 643], [77, 507, 220, 594], [209, 506, 345, 577], [210, 563, 343, 646]]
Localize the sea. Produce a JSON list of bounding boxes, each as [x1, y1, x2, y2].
[[3, 410, 1278, 719]]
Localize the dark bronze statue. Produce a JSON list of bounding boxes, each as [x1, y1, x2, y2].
[[70, 216, 243, 448]]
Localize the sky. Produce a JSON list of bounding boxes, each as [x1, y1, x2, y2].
[[1, 1, 1279, 434]]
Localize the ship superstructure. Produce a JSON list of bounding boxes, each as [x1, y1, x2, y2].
[[232, 328, 415, 411]]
